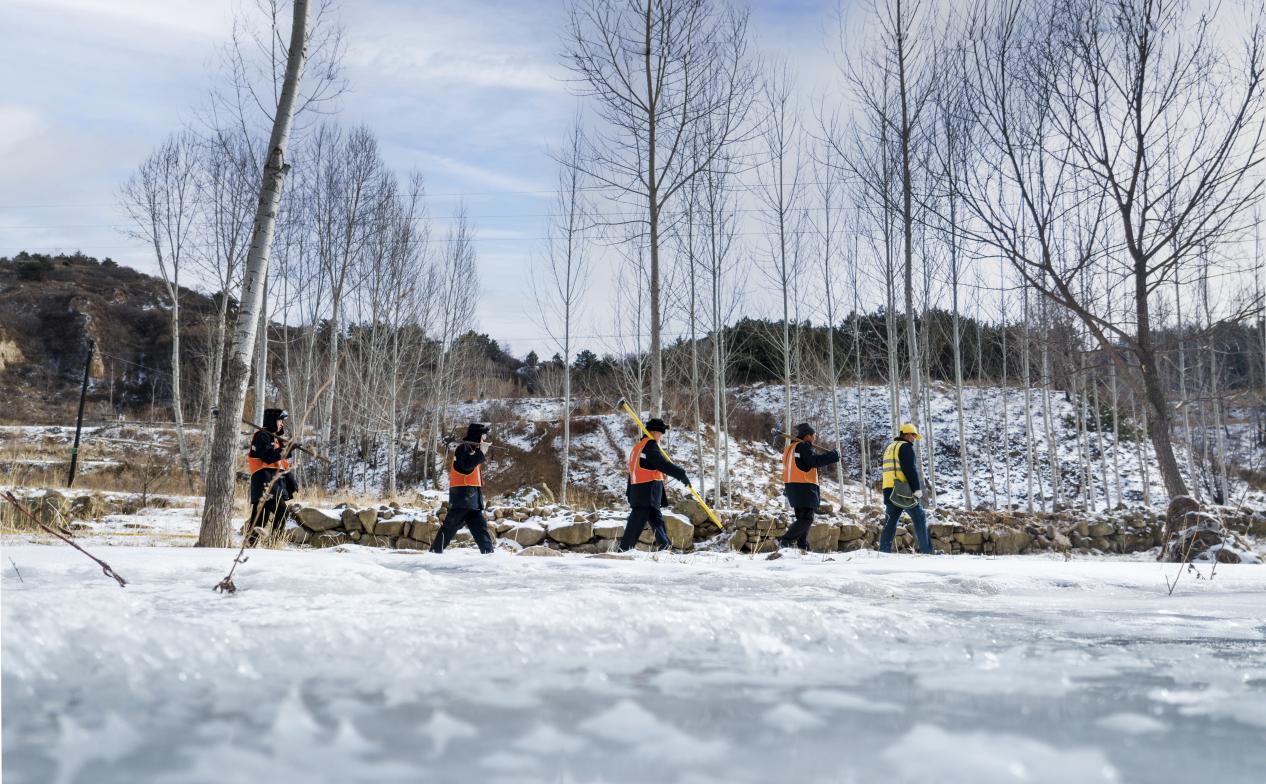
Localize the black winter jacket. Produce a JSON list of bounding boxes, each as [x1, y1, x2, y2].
[[249, 428, 288, 466], [449, 443, 487, 510], [784, 441, 841, 509], [626, 438, 690, 508]]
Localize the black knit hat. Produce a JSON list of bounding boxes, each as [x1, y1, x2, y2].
[[793, 422, 815, 438], [263, 408, 288, 432], [644, 417, 670, 433], [464, 422, 491, 442]]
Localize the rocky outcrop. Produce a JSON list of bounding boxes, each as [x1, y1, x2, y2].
[[1160, 499, 1261, 565]]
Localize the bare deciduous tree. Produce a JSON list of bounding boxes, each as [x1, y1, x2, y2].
[[563, 0, 754, 416], [532, 124, 593, 505], [120, 131, 201, 482]]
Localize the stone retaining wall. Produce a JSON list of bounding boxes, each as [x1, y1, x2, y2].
[[287, 497, 1266, 557], [287, 499, 696, 553]]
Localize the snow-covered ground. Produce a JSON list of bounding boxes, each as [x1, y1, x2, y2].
[[4, 544, 1265, 783]]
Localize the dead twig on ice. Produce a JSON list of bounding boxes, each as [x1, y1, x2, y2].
[[2, 491, 126, 588]]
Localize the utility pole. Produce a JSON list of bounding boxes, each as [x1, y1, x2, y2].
[[67, 339, 95, 487]]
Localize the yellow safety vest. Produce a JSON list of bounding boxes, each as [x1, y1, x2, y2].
[[881, 440, 909, 489]]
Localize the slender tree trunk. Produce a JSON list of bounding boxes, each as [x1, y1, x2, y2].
[[895, 0, 920, 427], [1134, 255, 1188, 498], [198, 0, 309, 548], [1136, 397, 1152, 507], [852, 243, 869, 505], [1110, 357, 1123, 507], [951, 234, 971, 509], [1001, 300, 1011, 509], [977, 298, 998, 509], [168, 293, 193, 479], [254, 276, 268, 425], [1174, 272, 1197, 499], [1040, 299, 1061, 508], [1021, 286, 1035, 513], [1077, 352, 1093, 512], [1093, 366, 1110, 508]]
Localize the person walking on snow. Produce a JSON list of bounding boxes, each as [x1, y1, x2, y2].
[[431, 422, 495, 554], [245, 407, 299, 546], [618, 418, 693, 553], [780, 422, 841, 550], [879, 422, 935, 554]]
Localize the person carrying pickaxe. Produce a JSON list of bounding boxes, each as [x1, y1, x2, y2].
[[778, 423, 841, 551]]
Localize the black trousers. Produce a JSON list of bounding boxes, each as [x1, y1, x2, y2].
[[246, 469, 291, 546], [779, 507, 815, 549], [618, 506, 672, 552], [431, 507, 494, 554]]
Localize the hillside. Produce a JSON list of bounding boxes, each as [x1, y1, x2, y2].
[[0, 252, 218, 423]]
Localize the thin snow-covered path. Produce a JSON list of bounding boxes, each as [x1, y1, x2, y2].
[[3, 546, 1264, 783]]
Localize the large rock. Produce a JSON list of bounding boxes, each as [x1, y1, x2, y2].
[[672, 495, 712, 527], [661, 512, 694, 550], [1163, 512, 1227, 563], [504, 523, 546, 547], [395, 537, 428, 551], [373, 518, 408, 537], [535, 483, 556, 504], [991, 529, 1031, 555], [517, 545, 565, 557], [593, 520, 626, 539], [68, 492, 109, 521], [408, 518, 440, 542], [546, 519, 593, 546], [1087, 522, 1115, 538], [35, 490, 71, 528], [837, 522, 866, 542], [340, 508, 360, 531], [310, 532, 348, 548], [953, 530, 983, 546], [807, 522, 838, 552], [356, 508, 379, 534], [294, 507, 343, 532]]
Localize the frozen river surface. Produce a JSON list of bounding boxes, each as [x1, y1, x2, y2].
[[3, 545, 1265, 783]]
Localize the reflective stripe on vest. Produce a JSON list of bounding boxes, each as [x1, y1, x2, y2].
[[782, 443, 818, 485], [450, 451, 483, 488], [881, 440, 907, 489], [247, 431, 291, 474], [628, 437, 666, 484]]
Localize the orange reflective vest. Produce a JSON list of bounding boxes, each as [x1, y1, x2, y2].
[[247, 431, 291, 474], [450, 453, 483, 488], [783, 442, 818, 485], [628, 437, 666, 484]]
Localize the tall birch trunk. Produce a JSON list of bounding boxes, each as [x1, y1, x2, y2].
[[198, 0, 308, 548]]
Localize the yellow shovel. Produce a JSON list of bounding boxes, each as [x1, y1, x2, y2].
[[616, 399, 723, 530]]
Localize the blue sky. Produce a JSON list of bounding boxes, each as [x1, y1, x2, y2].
[[1, 0, 846, 356]]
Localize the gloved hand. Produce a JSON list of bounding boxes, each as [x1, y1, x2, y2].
[[914, 489, 923, 498], [478, 440, 492, 454]]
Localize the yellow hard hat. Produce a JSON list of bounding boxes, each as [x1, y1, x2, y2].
[[899, 422, 921, 439]]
